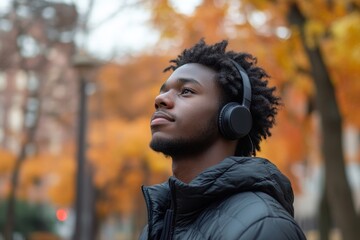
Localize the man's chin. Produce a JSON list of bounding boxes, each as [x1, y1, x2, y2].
[[149, 137, 182, 158], [149, 138, 169, 154]]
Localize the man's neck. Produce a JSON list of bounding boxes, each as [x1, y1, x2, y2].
[[171, 140, 237, 184]]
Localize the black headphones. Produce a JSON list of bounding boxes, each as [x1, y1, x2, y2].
[[218, 59, 252, 140]]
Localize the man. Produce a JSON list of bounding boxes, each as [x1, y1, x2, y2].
[[140, 39, 306, 240]]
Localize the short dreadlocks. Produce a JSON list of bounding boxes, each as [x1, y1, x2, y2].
[[164, 39, 281, 156]]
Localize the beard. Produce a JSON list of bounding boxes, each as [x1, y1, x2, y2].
[[149, 115, 219, 159]]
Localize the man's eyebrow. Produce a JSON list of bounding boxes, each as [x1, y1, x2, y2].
[[159, 78, 202, 92]]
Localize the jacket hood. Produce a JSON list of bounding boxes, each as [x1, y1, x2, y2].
[[169, 157, 294, 217]]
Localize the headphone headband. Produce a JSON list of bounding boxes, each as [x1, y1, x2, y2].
[[229, 59, 251, 109]]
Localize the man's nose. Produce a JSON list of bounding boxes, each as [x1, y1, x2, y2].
[[154, 91, 174, 110]]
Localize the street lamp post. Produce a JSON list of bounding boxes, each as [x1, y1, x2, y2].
[[72, 52, 99, 240]]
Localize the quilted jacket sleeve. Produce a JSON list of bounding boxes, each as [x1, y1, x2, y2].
[[231, 216, 306, 240], [208, 192, 307, 240]]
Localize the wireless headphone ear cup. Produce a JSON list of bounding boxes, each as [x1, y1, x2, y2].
[[219, 102, 252, 140]]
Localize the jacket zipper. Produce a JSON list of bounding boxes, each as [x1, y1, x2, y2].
[[160, 208, 174, 240], [160, 180, 176, 240], [141, 186, 153, 239]]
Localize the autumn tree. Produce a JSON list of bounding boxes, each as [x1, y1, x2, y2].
[[239, 1, 360, 239], [0, 1, 176, 238], [285, 2, 360, 239], [0, 1, 78, 239]]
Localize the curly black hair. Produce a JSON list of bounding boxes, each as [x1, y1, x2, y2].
[[164, 39, 281, 156]]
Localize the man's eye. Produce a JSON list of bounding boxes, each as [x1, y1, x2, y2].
[[180, 88, 194, 95]]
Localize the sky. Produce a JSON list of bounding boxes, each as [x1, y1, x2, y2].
[[78, 0, 202, 58]]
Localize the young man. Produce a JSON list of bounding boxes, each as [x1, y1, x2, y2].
[[140, 39, 306, 240]]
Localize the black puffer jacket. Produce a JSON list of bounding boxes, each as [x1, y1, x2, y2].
[[139, 157, 306, 240]]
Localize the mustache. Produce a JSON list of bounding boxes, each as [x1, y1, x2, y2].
[[151, 110, 175, 122]]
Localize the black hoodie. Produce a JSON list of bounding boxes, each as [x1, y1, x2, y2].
[[140, 157, 307, 240]]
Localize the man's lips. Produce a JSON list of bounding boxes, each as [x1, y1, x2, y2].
[[150, 111, 175, 126]]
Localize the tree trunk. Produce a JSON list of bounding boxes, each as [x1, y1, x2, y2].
[[4, 144, 27, 240], [287, 3, 360, 240], [3, 75, 42, 240], [319, 188, 331, 240]]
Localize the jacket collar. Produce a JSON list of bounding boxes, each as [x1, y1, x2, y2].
[[142, 157, 295, 232]]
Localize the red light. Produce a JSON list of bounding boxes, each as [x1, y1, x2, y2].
[[56, 209, 68, 222]]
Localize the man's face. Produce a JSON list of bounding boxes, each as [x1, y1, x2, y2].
[[149, 63, 222, 158]]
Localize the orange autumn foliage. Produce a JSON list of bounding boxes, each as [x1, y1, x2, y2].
[[0, 148, 15, 174], [17, 153, 76, 206]]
